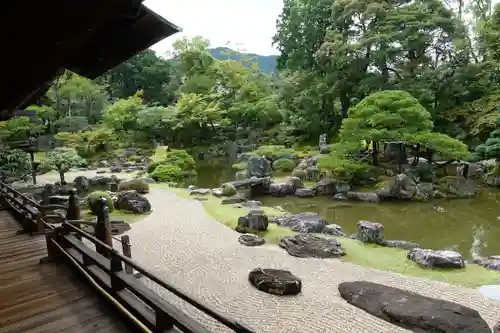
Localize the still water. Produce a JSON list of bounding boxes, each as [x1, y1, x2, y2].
[[195, 159, 500, 258]]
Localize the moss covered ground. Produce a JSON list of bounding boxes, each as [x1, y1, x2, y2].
[[152, 184, 500, 287]]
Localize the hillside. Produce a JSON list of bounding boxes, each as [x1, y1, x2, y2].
[[208, 47, 277, 74]]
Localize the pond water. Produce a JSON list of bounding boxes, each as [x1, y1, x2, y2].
[[195, 159, 500, 258]]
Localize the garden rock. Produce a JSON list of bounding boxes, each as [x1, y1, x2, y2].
[[377, 173, 417, 200], [187, 185, 197, 191], [110, 166, 122, 173], [190, 188, 211, 195], [247, 156, 271, 178], [383, 240, 419, 250], [323, 224, 346, 236], [48, 195, 69, 206], [295, 188, 315, 197], [305, 166, 320, 181], [357, 221, 385, 244], [279, 234, 345, 258], [332, 193, 348, 200], [311, 179, 337, 195], [346, 191, 379, 203], [338, 281, 491, 333], [235, 170, 249, 180], [236, 210, 268, 232], [268, 182, 295, 196], [221, 194, 247, 205], [275, 212, 326, 233], [248, 268, 302, 296], [74, 176, 90, 191], [407, 248, 466, 269], [413, 182, 434, 201], [211, 188, 224, 197], [238, 234, 265, 246], [246, 200, 261, 209], [479, 255, 500, 271], [115, 190, 151, 214]]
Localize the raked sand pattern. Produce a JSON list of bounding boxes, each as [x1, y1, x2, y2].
[[106, 188, 500, 333]]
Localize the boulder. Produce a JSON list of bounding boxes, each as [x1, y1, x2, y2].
[[211, 188, 224, 197], [74, 176, 90, 191], [236, 210, 268, 232], [268, 182, 295, 196], [189, 188, 211, 195], [479, 256, 500, 271], [115, 190, 151, 214], [110, 165, 122, 173], [311, 179, 337, 195], [248, 268, 302, 296], [294, 188, 315, 197], [247, 156, 271, 178], [221, 194, 247, 205], [357, 221, 385, 244], [346, 192, 380, 203], [275, 212, 326, 233], [338, 281, 491, 333], [323, 224, 346, 237], [238, 234, 265, 246], [279, 234, 345, 258], [48, 195, 69, 206], [413, 182, 434, 201], [407, 248, 466, 269], [377, 174, 417, 200], [220, 183, 237, 196], [383, 240, 419, 250], [305, 166, 320, 181], [235, 170, 249, 180]]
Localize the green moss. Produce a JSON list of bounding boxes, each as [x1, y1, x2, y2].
[[231, 162, 247, 170], [118, 179, 150, 194], [86, 191, 114, 214], [151, 164, 184, 182], [273, 158, 296, 172], [153, 184, 500, 287]]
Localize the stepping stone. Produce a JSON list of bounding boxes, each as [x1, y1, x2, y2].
[[478, 285, 500, 302]]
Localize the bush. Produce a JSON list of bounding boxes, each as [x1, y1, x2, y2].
[[150, 164, 184, 182], [87, 191, 114, 215], [252, 145, 297, 159], [147, 161, 160, 173], [221, 183, 237, 196], [163, 149, 196, 170], [118, 179, 150, 194], [272, 158, 296, 172]]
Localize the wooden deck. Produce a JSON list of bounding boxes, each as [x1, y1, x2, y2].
[[0, 210, 134, 333]]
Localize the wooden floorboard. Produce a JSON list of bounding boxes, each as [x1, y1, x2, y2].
[[0, 211, 134, 333]]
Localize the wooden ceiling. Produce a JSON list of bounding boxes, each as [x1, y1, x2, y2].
[[0, 0, 180, 120]]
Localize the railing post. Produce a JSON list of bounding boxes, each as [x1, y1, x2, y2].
[[95, 197, 113, 258], [110, 252, 126, 291], [121, 235, 134, 274], [39, 227, 61, 264], [67, 188, 81, 240]]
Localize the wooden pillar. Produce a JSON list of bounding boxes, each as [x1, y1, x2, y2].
[[95, 197, 112, 258], [67, 188, 81, 239], [121, 235, 133, 274], [31, 161, 39, 185], [39, 227, 61, 264], [372, 141, 379, 166]]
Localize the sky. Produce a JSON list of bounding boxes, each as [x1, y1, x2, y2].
[[144, 0, 283, 57]]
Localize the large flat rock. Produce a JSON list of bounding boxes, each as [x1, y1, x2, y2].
[[338, 281, 491, 333]]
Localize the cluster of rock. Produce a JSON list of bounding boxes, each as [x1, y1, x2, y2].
[[86, 148, 150, 174]]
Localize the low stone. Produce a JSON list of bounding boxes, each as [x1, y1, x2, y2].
[[311, 179, 337, 195], [74, 176, 90, 191], [247, 156, 272, 178], [97, 170, 106, 174], [480, 256, 500, 271], [248, 268, 301, 296], [383, 240, 419, 250], [346, 192, 380, 203], [48, 195, 69, 206], [233, 204, 243, 208], [193, 197, 208, 201], [235, 170, 249, 180], [338, 281, 491, 333], [295, 188, 315, 197], [187, 185, 197, 191], [280, 234, 345, 258], [357, 221, 385, 244], [246, 200, 261, 209], [221, 195, 247, 204], [115, 190, 151, 214], [221, 183, 237, 196], [238, 234, 265, 246], [332, 193, 348, 200], [110, 166, 122, 173], [189, 188, 211, 195], [275, 212, 326, 233], [377, 173, 417, 200], [236, 211, 268, 232], [323, 224, 346, 237], [407, 248, 466, 269], [211, 188, 224, 197], [268, 182, 295, 196]]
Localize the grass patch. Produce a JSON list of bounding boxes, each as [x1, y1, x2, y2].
[[153, 184, 499, 287], [151, 146, 169, 162], [81, 209, 148, 224]]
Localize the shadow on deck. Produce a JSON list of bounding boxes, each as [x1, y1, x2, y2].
[[0, 210, 133, 333]]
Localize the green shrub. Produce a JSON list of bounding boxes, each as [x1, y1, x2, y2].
[[252, 145, 297, 159], [150, 164, 184, 182], [87, 191, 114, 215], [221, 183, 237, 196], [272, 158, 296, 172], [147, 161, 160, 173], [118, 179, 150, 194], [163, 149, 196, 170]]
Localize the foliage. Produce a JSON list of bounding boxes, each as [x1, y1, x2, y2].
[[162, 149, 196, 171], [150, 164, 185, 182], [475, 118, 500, 161], [118, 179, 150, 194], [251, 145, 297, 159], [0, 116, 42, 141], [55, 128, 115, 158], [0, 149, 32, 181], [41, 148, 84, 179], [87, 191, 114, 215], [272, 158, 296, 172], [231, 162, 247, 170]]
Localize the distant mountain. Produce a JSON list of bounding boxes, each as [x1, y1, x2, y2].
[[208, 47, 277, 74]]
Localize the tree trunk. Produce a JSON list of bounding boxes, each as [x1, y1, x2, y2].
[[58, 170, 66, 185]]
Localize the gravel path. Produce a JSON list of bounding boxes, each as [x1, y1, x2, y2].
[[110, 188, 500, 333]]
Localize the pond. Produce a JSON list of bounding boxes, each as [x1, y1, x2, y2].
[[195, 159, 500, 258]]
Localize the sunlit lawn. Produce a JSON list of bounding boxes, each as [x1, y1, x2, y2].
[[153, 183, 500, 287]]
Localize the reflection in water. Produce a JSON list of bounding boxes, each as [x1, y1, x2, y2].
[[195, 159, 500, 258]]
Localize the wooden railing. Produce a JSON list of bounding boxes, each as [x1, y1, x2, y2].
[[0, 181, 254, 333]]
